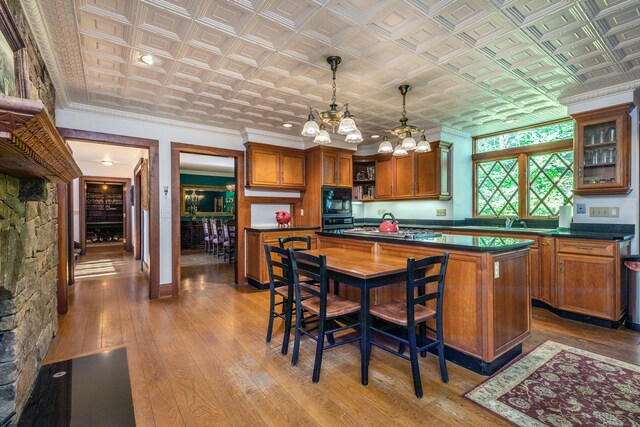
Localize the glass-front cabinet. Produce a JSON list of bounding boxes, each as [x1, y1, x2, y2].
[[571, 103, 633, 195]]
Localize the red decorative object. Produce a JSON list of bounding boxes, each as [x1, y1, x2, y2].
[[378, 212, 399, 232], [276, 211, 291, 228]]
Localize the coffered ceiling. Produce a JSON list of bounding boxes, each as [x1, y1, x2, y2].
[[29, 0, 640, 144]]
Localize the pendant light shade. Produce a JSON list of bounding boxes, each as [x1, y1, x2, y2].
[[302, 109, 320, 137], [313, 124, 331, 144], [377, 136, 393, 153], [401, 132, 417, 151], [393, 141, 408, 157], [415, 134, 431, 153], [338, 106, 357, 135], [345, 128, 363, 144]]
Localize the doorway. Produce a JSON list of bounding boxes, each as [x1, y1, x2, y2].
[[170, 142, 248, 295]]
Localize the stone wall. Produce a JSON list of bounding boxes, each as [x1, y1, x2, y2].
[[0, 176, 58, 422]]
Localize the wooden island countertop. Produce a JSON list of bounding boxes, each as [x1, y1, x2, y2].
[[316, 232, 532, 375]]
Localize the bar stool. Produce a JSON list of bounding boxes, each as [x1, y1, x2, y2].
[[368, 253, 449, 398]]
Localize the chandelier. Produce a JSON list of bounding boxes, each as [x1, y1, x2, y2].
[[301, 56, 363, 145], [377, 84, 430, 156]]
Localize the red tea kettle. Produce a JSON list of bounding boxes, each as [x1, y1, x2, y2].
[[379, 212, 399, 233]]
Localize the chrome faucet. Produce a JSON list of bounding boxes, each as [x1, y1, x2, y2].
[[504, 214, 518, 229]]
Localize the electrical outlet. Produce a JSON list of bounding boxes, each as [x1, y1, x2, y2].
[[377, 209, 386, 215], [589, 207, 610, 217], [576, 203, 586, 214], [300, 209, 304, 216], [436, 209, 446, 216], [610, 207, 620, 218]]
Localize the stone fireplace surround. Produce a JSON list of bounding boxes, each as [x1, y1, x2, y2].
[[0, 176, 58, 423]]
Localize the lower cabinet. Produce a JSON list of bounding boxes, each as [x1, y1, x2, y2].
[[555, 238, 628, 321], [245, 228, 319, 287], [539, 237, 556, 306]]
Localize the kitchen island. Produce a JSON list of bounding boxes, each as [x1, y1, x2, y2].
[[317, 230, 534, 375]]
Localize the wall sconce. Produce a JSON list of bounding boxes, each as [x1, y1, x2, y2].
[[163, 186, 168, 199]]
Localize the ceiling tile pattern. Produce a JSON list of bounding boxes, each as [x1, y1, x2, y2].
[[34, 0, 640, 142]]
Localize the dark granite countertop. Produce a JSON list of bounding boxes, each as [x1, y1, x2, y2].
[[245, 226, 321, 232], [319, 231, 534, 253], [352, 223, 633, 241]]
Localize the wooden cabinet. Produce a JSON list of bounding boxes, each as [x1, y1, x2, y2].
[[245, 228, 319, 287], [571, 103, 633, 195], [321, 150, 352, 188], [539, 237, 555, 305], [375, 156, 392, 199], [363, 141, 452, 201], [555, 238, 629, 321], [245, 142, 305, 190]]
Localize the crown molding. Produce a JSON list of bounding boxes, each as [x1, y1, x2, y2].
[[558, 80, 640, 107], [243, 127, 306, 149], [424, 126, 471, 144], [21, 0, 72, 107], [60, 102, 242, 137]]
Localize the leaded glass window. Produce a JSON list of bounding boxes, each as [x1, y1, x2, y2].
[[528, 152, 573, 216], [476, 159, 519, 216]]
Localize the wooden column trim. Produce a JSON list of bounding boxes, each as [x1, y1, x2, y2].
[[56, 183, 68, 314]]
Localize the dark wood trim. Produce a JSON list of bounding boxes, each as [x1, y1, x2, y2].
[[56, 183, 68, 314], [79, 176, 132, 255], [0, 1, 29, 98], [57, 128, 158, 148], [472, 139, 573, 161], [171, 142, 247, 295], [59, 129, 160, 299], [67, 181, 74, 286], [134, 164, 142, 261]]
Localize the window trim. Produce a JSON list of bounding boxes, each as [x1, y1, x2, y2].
[[472, 139, 573, 219], [473, 117, 573, 154]]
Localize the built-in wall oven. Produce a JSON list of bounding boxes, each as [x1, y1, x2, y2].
[[321, 187, 353, 233]]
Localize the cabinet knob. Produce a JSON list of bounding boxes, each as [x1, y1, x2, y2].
[[559, 262, 563, 273]]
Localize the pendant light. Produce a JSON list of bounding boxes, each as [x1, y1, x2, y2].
[[313, 123, 331, 144], [415, 134, 431, 153], [378, 84, 422, 156], [377, 136, 393, 153]]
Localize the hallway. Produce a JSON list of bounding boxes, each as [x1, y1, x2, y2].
[[45, 247, 640, 426]]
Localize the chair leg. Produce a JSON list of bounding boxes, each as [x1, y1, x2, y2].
[[408, 327, 423, 398], [312, 319, 325, 383], [266, 291, 276, 343], [419, 322, 427, 358], [398, 329, 407, 355], [281, 295, 293, 355], [291, 305, 303, 366]]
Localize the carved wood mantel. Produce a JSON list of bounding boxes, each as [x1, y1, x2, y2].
[[0, 96, 81, 183]]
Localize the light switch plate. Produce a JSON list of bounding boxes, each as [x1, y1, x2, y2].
[[494, 261, 500, 278], [610, 207, 619, 218]]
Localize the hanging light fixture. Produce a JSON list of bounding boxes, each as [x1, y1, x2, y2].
[[301, 56, 362, 144], [378, 84, 422, 156], [415, 133, 432, 153], [377, 136, 393, 153]]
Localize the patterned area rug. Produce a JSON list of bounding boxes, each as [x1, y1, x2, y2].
[[465, 341, 640, 426]]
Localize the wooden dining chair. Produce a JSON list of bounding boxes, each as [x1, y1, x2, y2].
[[368, 253, 449, 398], [222, 221, 235, 263], [289, 249, 361, 383], [263, 244, 296, 355], [210, 219, 222, 257], [202, 219, 211, 254], [278, 236, 311, 251]]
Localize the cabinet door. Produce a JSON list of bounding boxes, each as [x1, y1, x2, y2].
[[539, 237, 555, 305], [338, 153, 352, 187], [281, 152, 305, 188], [415, 151, 437, 197], [322, 152, 338, 186], [393, 154, 414, 197], [556, 253, 614, 319], [250, 149, 280, 187], [376, 157, 393, 198]]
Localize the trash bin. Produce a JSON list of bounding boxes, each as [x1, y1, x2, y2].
[[624, 256, 640, 331]]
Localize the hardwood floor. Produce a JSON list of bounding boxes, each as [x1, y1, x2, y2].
[[46, 246, 640, 426]]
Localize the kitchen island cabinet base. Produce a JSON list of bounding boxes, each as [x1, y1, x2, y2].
[[532, 299, 626, 329]]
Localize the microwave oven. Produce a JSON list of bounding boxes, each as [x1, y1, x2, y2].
[[322, 187, 352, 216]]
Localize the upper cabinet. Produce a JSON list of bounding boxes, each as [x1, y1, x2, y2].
[[362, 141, 452, 201], [245, 142, 305, 190], [571, 103, 633, 195], [319, 149, 353, 188]]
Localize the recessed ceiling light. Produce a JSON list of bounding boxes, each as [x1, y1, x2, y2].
[[139, 54, 154, 65], [371, 135, 380, 139], [102, 160, 113, 166], [282, 123, 293, 128], [505, 119, 517, 124]]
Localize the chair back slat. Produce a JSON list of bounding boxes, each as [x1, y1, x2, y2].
[[405, 254, 449, 324], [290, 250, 326, 301], [279, 236, 311, 251], [263, 244, 292, 287], [210, 219, 219, 238], [202, 219, 209, 237]]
